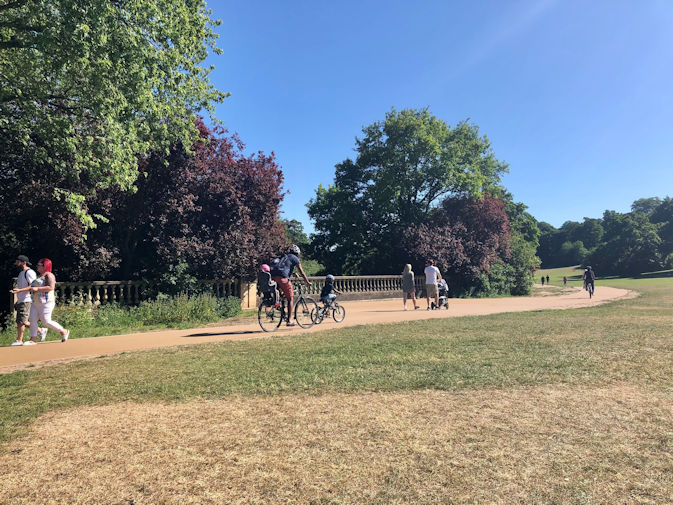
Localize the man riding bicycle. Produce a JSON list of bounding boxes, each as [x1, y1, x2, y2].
[[270, 244, 311, 327], [582, 266, 595, 293]]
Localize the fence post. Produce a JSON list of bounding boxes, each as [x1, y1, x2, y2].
[[239, 281, 257, 309]]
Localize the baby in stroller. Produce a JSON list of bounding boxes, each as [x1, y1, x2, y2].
[[257, 264, 279, 307], [435, 278, 449, 310]]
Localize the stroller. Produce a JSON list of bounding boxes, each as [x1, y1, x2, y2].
[[435, 279, 449, 310]]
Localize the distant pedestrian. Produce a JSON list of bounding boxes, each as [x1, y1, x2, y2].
[[424, 259, 442, 310], [563, 276, 567, 286], [541, 276, 545, 286], [401, 264, 419, 310], [546, 275, 550, 284], [10, 258, 69, 344]]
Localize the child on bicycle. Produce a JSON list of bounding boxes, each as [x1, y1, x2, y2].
[[320, 274, 342, 307]]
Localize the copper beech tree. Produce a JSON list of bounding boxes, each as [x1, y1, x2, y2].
[[400, 197, 512, 295], [1, 122, 287, 283], [94, 121, 288, 282]]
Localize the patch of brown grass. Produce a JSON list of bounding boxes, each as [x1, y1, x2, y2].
[[1, 385, 671, 505]]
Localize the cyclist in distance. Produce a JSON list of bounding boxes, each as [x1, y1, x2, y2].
[[270, 244, 311, 327], [582, 265, 595, 293]]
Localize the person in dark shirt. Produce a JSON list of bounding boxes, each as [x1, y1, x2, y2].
[[582, 266, 595, 292], [320, 274, 342, 307], [270, 244, 311, 326]]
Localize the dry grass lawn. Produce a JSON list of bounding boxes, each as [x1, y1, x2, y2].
[[1, 384, 671, 505]]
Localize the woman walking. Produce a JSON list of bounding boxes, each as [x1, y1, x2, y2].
[[401, 264, 419, 310], [10, 258, 69, 345]]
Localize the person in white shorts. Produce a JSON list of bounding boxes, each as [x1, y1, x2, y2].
[[10, 258, 69, 345], [424, 259, 442, 310]]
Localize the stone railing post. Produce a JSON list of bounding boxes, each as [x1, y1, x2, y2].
[[239, 280, 256, 309]]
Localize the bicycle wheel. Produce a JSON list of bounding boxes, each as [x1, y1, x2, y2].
[[295, 296, 318, 328], [258, 301, 283, 332], [332, 303, 345, 322], [589, 285, 594, 298], [311, 306, 323, 324]]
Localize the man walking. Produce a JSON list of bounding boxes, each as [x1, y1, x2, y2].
[[424, 259, 442, 310], [10, 255, 46, 346]]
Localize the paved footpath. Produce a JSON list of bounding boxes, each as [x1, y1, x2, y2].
[[0, 286, 632, 374]]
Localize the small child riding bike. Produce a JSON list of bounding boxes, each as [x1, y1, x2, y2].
[[320, 274, 342, 307]]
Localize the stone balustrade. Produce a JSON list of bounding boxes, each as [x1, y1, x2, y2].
[[9, 278, 241, 312], [300, 275, 427, 301], [10, 275, 427, 314]]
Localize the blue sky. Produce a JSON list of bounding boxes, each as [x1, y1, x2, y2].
[[206, 0, 673, 233]]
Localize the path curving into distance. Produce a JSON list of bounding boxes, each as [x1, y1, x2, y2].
[[0, 286, 633, 374]]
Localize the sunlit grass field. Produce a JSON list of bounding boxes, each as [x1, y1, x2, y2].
[[0, 271, 671, 504]]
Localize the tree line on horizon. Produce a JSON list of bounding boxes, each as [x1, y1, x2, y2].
[[537, 197, 673, 275]]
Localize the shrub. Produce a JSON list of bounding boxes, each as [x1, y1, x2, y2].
[[217, 296, 242, 319], [53, 305, 95, 328]]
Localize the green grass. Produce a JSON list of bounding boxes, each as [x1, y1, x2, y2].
[[0, 273, 671, 446]]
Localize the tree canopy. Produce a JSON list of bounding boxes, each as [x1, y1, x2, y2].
[[0, 0, 227, 228], [307, 108, 509, 274], [0, 121, 287, 283], [538, 196, 673, 275]]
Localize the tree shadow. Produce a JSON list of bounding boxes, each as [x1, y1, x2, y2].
[[633, 269, 673, 279]]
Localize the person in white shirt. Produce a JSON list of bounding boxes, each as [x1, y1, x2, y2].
[[9, 255, 47, 346], [424, 259, 442, 310], [10, 257, 68, 345]]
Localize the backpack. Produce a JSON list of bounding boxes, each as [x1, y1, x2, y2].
[[270, 254, 290, 273]]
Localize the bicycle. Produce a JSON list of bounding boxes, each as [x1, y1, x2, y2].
[[258, 282, 318, 332], [311, 297, 346, 324], [585, 281, 594, 298]]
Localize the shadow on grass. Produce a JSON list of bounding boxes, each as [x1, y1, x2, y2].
[[633, 269, 673, 279], [597, 269, 673, 281]]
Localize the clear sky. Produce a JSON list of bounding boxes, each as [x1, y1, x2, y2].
[[206, 0, 673, 232]]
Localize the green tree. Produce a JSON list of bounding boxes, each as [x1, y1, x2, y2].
[[501, 197, 539, 294], [283, 219, 310, 250], [307, 108, 508, 274], [588, 212, 662, 274], [631, 197, 662, 215], [0, 0, 227, 228]]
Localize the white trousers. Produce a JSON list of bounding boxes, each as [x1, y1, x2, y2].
[[29, 302, 64, 337]]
